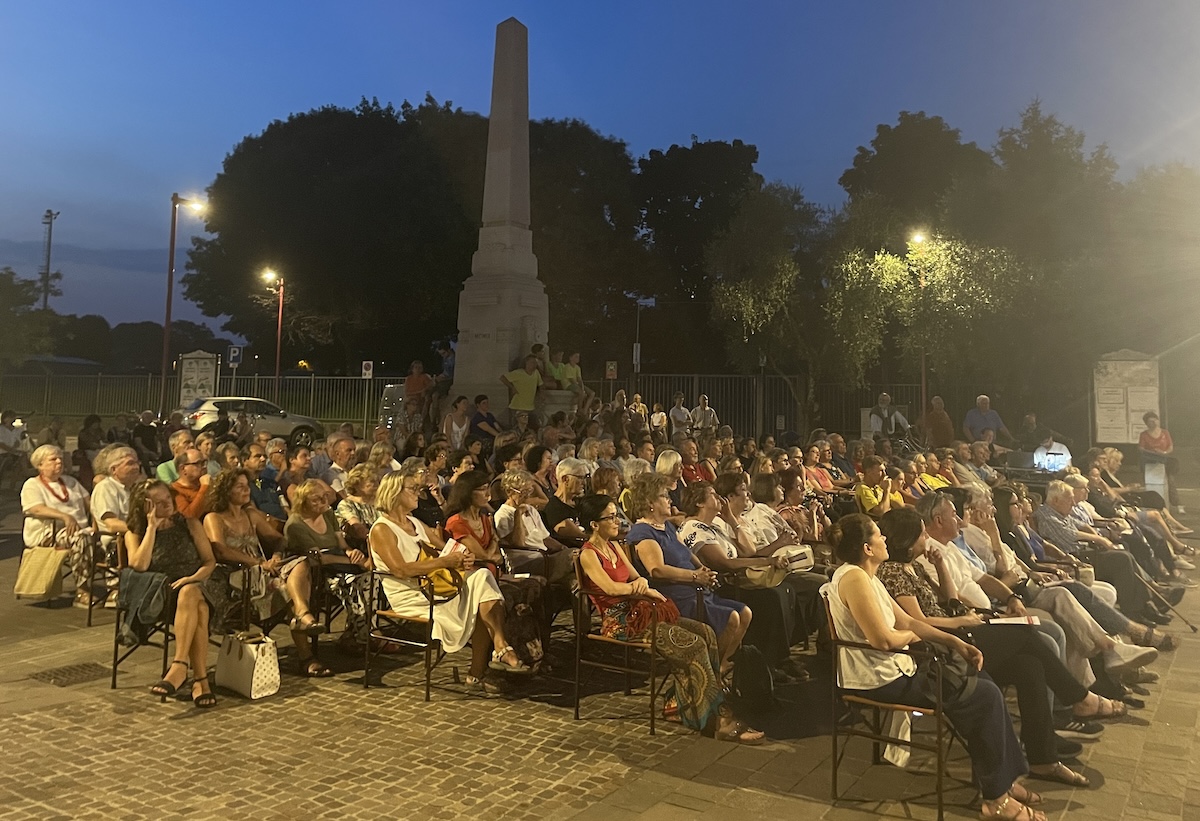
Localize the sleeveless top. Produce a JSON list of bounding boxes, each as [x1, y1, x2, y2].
[[369, 514, 428, 610], [148, 515, 203, 582], [581, 542, 628, 614], [449, 416, 468, 450], [826, 563, 915, 690]]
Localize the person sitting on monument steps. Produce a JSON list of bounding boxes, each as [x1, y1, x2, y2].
[[577, 493, 765, 744]]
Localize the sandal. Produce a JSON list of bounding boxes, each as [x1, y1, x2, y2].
[[1007, 782, 1043, 806], [1075, 695, 1127, 720], [980, 795, 1045, 821], [149, 660, 189, 697], [464, 675, 501, 696], [1028, 762, 1090, 788], [192, 680, 218, 709], [300, 658, 334, 678], [488, 646, 532, 674], [1140, 629, 1177, 651], [715, 721, 765, 745], [290, 611, 324, 636]]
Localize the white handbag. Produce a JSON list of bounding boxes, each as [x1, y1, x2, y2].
[[215, 631, 280, 699]]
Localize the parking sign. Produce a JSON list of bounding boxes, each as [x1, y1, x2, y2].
[[227, 345, 243, 367]]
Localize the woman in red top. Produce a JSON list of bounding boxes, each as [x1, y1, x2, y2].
[[575, 494, 763, 744], [443, 471, 502, 576], [1139, 411, 1183, 513]]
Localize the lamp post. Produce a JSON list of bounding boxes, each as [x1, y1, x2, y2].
[[262, 269, 284, 403], [910, 233, 928, 422], [158, 193, 205, 417]]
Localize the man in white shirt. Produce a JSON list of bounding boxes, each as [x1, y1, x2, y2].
[[668, 393, 692, 438], [494, 469, 573, 588], [322, 434, 356, 497], [690, 395, 719, 438]]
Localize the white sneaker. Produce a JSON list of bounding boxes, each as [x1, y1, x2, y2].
[[1103, 642, 1159, 674], [1174, 557, 1196, 570]]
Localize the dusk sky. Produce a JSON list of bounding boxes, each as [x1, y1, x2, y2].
[[4, 1, 1200, 328]]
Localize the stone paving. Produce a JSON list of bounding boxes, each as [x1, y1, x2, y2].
[[2, 489, 1200, 820]]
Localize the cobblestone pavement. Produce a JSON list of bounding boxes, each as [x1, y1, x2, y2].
[[3, 490, 1200, 820]]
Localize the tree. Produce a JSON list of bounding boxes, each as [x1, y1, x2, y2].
[[109, 321, 233, 373], [183, 97, 478, 372], [52, 314, 112, 363], [0, 267, 52, 370], [823, 235, 1032, 386], [839, 111, 993, 222]]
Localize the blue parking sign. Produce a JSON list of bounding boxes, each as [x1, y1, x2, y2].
[[227, 345, 243, 367]]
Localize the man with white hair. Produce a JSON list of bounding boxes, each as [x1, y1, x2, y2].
[[322, 433, 357, 497], [541, 457, 589, 545], [963, 394, 1012, 443], [91, 445, 142, 605], [1035, 479, 1168, 626], [156, 429, 194, 484]]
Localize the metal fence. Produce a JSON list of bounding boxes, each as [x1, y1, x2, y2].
[[0, 370, 987, 442]]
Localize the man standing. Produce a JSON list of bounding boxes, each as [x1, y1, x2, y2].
[[690, 395, 719, 439], [869, 392, 910, 439], [500, 355, 543, 425], [156, 429, 194, 484], [963, 394, 1012, 443], [668, 393, 692, 438]]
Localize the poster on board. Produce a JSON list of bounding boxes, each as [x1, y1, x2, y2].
[[1093, 350, 1158, 444]]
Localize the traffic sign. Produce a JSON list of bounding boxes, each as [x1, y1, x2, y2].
[[361, 360, 374, 379], [227, 345, 243, 367], [605, 361, 618, 380]]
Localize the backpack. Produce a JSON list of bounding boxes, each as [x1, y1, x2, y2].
[[730, 645, 776, 711]]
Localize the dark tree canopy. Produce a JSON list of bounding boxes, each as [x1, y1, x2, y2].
[[838, 111, 994, 221]]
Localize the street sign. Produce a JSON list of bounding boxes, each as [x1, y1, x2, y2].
[[227, 345, 243, 367], [605, 361, 617, 380], [775, 415, 785, 431], [361, 360, 374, 379]]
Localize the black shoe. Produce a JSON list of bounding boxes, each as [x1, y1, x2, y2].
[[1143, 610, 1172, 626], [1053, 715, 1104, 740], [1166, 587, 1185, 606], [1055, 735, 1084, 758]]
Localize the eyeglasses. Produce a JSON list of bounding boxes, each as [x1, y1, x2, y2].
[[595, 514, 621, 522]]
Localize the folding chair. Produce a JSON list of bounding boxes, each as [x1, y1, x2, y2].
[[571, 553, 671, 735], [822, 591, 967, 821], [86, 516, 121, 627], [111, 541, 176, 696], [363, 568, 460, 700]]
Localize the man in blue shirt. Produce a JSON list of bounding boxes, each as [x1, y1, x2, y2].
[[963, 394, 1013, 443]]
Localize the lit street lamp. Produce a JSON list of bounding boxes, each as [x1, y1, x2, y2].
[[158, 193, 205, 417], [262, 269, 284, 403]]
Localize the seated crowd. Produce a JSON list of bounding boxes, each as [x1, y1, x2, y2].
[[15, 389, 1191, 805]]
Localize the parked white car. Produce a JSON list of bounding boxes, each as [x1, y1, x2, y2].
[[178, 397, 323, 447]]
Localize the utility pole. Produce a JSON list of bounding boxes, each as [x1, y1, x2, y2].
[[40, 209, 60, 310]]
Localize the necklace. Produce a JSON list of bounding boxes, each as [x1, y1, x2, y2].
[[40, 475, 70, 503]]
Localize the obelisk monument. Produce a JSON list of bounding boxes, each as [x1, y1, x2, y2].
[[451, 17, 548, 412]]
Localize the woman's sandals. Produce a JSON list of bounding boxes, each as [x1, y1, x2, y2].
[[488, 646, 532, 674]]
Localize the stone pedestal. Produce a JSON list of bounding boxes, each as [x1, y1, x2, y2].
[[451, 17, 548, 413]]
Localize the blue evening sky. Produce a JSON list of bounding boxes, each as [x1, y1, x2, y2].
[[2, 1, 1198, 325]]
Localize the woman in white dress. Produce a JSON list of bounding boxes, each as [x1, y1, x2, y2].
[[21, 444, 95, 606], [369, 471, 530, 692], [441, 395, 471, 452]]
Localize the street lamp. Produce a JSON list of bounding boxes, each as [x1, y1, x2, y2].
[[262, 269, 284, 403], [909, 232, 929, 425], [158, 193, 205, 417]]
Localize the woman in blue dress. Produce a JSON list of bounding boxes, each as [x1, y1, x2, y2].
[[625, 473, 751, 676]]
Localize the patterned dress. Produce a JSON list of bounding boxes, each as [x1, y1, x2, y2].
[[581, 542, 724, 731]]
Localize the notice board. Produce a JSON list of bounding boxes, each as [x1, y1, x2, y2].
[[1093, 350, 1159, 444]]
